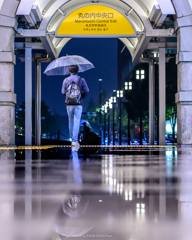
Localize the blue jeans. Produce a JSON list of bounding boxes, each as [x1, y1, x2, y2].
[[66, 105, 82, 142]]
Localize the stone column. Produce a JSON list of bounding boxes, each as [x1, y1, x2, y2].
[[149, 61, 155, 145], [159, 48, 166, 145], [35, 59, 42, 146], [25, 47, 32, 146], [0, 0, 20, 146], [174, 0, 192, 145]]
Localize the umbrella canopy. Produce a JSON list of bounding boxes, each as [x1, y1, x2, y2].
[[44, 55, 94, 76], [80, 120, 90, 127]]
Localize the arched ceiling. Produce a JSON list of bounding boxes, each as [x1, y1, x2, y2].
[[16, 0, 176, 62]]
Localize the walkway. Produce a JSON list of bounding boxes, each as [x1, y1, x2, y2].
[[0, 147, 192, 239]]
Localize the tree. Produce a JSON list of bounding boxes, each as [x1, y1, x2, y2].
[[15, 99, 58, 135], [166, 58, 177, 120]]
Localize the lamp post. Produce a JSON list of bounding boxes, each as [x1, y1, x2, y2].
[[101, 105, 105, 144], [117, 90, 124, 145], [108, 99, 113, 145], [112, 91, 116, 145], [136, 70, 145, 145], [105, 102, 109, 144], [104, 102, 108, 145], [125, 81, 132, 145], [99, 79, 102, 137]]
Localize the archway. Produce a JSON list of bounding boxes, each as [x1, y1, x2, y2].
[[0, 0, 191, 146]]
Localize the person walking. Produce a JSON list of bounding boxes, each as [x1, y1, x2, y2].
[[61, 65, 89, 151]]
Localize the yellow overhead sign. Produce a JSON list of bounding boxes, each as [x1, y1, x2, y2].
[[56, 4, 136, 38]]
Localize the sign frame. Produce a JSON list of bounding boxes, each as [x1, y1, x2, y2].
[[55, 3, 137, 38]]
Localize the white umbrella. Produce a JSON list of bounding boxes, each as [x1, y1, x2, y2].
[[44, 55, 94, 76], [80, 120, 90, 127]]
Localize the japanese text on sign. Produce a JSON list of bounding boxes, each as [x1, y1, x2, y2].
[[56, 4, 136, 37], [78, 13, 114, 19]]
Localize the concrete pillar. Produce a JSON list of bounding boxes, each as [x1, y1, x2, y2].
[[174, 9, 192, 145], [149, 61, 155, 145], [172, 0, 192, 145], [35, 60, 41, 146], [159, 48, 166, 145], [0, 0, 19, 146], [25, 48, 32, 146]]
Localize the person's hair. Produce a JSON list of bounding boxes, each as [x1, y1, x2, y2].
[[69, 65, 79, 74]]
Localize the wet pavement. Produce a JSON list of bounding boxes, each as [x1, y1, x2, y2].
[[0, 147, 192, 240]]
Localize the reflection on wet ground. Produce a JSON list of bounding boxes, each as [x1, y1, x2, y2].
[[0, 147, 192, 239]]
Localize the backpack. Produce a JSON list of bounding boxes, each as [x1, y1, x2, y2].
[[65, 77, 82, 105]]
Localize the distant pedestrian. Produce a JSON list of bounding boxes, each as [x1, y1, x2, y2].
[[61, 65, 89, 151], [81, 122, 90, 134]]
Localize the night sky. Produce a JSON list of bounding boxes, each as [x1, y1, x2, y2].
[[15, 38, 118, 115]]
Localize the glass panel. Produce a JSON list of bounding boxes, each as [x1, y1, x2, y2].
[[141, 70, 145, 74], [141, 74, 145, 79], [136, 75, 140, 80], [136, 70, 140, 75]]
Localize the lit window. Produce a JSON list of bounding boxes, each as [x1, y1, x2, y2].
[[136, 75, 140, 80], [136, 70, 140, 75], [141, 74, 145, 79], [141, 70, 145, 75]]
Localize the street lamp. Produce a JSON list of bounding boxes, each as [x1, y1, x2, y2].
[[125, 81, 132, 145], [136, 70, 145, 145], [99, 79, 102, 138], [103, 102, 109, 145], [117, 90, 124, 145], [101, 105, 105, 144], [107, 99, 113, 145], [110, 96, 116, 145]]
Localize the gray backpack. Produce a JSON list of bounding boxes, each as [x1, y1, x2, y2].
[[65, 77, 82, 105]]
